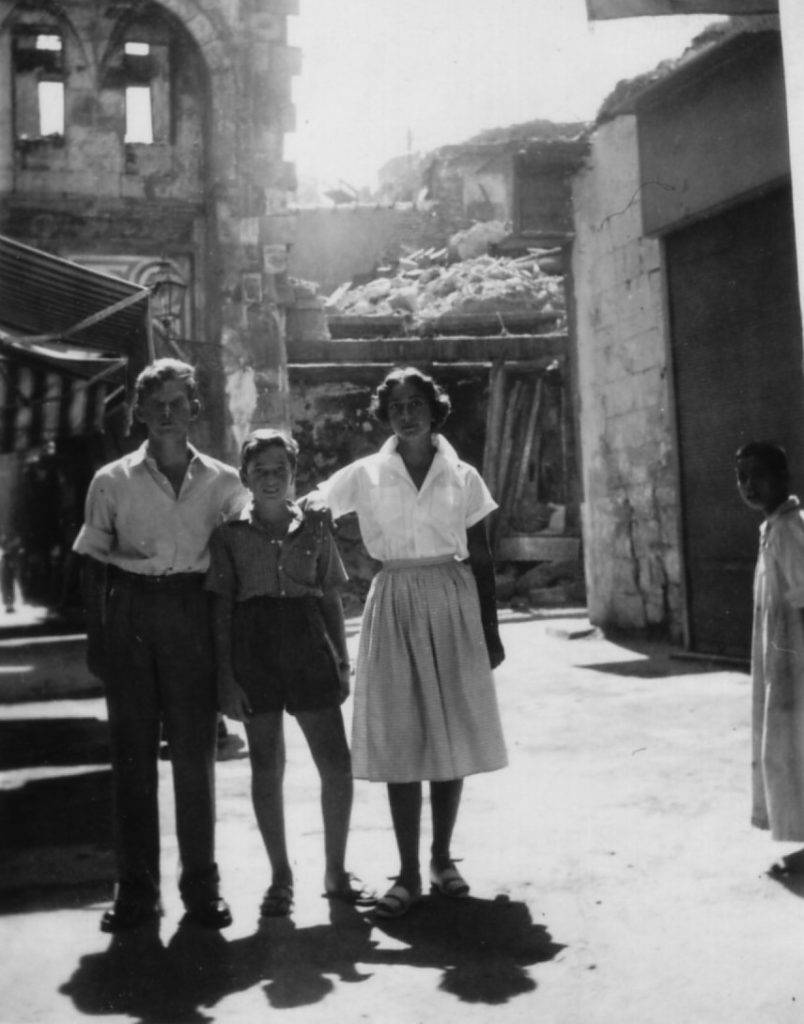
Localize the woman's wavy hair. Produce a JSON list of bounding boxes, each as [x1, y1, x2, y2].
[[370, 366, 451, 429]]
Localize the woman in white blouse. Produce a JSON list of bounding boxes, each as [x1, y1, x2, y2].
[[317, 366, 507, 918]]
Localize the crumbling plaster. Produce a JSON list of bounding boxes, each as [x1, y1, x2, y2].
[[571, 114, 683, 639]]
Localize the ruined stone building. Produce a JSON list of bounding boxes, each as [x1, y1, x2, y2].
[[1, 0, 300, 458], [0, 0, 299, 605]]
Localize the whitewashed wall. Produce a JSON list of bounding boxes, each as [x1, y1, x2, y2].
[[571, 114, 683, 638]]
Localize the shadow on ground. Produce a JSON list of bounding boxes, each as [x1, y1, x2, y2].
[[61, 896, 563, 1020], [767, 871, 804, 900], [0, 767, 114, 911], [370, 893, 564, 1003], [0, 716, 110, 770]]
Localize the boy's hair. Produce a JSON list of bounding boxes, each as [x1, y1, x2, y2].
[[370, 366, 451, 428], [240, 428, 299, 477], [134, 358, 199, 407], [735, 441, 790, 481]]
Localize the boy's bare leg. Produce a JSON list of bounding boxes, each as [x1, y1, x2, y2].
[[296, 707, 353, 892], [244, 712, 293, 889]]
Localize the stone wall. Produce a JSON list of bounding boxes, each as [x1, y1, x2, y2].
[[571, 114, 682, 638]]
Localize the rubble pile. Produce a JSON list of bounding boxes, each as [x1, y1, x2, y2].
[[325, 249, 566, 331]]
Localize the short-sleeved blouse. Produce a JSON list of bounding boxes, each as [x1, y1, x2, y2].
[[317, 434, 496, 562]]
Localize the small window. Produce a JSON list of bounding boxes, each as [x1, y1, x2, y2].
[[13, 27, 65, 141], [38, 80, 64, 135], [36, 34, 61, 51], [125, 86, 153, 144], [124, 41, 150, 57]]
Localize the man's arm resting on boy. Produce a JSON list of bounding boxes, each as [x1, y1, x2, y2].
[[319, 588, 351, 701], [210, 594, 252, 722], [467, 521, 505, 669]]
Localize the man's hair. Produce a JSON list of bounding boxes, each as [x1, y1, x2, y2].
[[735, 440, 789, 481], [370, 366, 451, 428], [134, 358, 199, 408], [240, 428, 299, 476]]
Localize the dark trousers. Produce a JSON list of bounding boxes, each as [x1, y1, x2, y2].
[[102, 572, 220, 905]]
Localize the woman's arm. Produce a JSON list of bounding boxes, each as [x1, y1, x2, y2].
[[320, 588, 351, 701], [467, 520, 505, 669]]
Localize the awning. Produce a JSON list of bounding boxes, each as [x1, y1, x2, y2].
[[0, 235, 151, 376], [585, 0, 777, 16], [0, 333, 127, 454], [0, 235, 152, 453]]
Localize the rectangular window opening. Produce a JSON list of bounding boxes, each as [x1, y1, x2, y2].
[[38, 80, 64, 136], [125, 41, 150, 56], [36, 34, 62, 51], [125, 85, 153, 143]]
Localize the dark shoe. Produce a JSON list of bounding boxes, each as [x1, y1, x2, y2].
[[100, 898, 162, 933], [183, 896, 233, 929], [260, 882, 294, 918]]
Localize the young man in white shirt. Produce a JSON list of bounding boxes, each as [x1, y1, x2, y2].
[[73, 358, 246, 932]]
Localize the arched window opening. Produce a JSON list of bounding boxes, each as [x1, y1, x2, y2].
[[13, 26, 64, 141]]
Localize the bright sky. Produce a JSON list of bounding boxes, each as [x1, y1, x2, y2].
[[287, 0, 726, 190]]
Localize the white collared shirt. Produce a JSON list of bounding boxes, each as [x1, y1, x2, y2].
[[318, 434, 496, 562], [72, 442, 248, 575]]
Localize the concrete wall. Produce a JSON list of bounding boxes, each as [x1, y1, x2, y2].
[[571, 114, 682, 638], [638, 31, 789, 236]]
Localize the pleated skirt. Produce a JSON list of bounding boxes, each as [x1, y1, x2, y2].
[[351, 557, 508, 782]]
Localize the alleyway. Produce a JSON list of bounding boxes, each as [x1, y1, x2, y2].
[[2, 611, 803, 1024]]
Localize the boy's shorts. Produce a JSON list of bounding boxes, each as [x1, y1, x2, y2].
[[232, 595, 341, 715]]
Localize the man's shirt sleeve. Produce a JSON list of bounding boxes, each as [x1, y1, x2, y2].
[[72, 473, 115, 561]]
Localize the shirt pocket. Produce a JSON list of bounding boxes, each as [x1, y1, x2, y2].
[[368, 482, 407, 533], [281, 540, 319, 589], [427, 479, 464, 534]]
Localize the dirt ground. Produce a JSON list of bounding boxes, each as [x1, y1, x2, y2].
[[2, 610, 804, 1024]]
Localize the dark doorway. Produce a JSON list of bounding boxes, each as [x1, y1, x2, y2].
[[666, 185, 804, 657]]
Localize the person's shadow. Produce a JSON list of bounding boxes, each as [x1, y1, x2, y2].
[[369, 893, 564, 1004], [60, 902, 379, 1022], [61, 895, 563, 1018]]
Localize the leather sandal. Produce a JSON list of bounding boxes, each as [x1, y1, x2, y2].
[[429, 862, 470, 898], [374, 882, 422, 919], [323, 873, 377, 906], [183, 896, 233, 929]]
